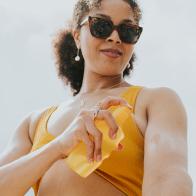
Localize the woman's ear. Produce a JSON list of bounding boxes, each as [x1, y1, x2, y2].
[[72, 30, 80, 48]]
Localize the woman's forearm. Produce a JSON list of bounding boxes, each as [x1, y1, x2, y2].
[[0, 139, 65, 196]]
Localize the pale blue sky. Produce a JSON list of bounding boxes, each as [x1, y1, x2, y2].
[[0, 0, 195, 195]]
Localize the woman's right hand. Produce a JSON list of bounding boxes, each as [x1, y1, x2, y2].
[[55, 96, 132, 163]]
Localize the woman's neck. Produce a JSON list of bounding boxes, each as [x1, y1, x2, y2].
[[79, 71, 128, 95], [79, 80, 129, 95]]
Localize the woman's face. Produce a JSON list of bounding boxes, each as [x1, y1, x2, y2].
[[74, 0, 137, 76]]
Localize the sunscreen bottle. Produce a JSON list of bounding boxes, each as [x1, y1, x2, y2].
[[65, 105, 131, 178]]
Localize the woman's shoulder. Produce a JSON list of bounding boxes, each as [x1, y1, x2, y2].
[[141, 86, 181, 103], [140, 84, 178, 92], [139, 85, 184, 114], [132, 85, 182, 111], [134, 85, 184, 137]]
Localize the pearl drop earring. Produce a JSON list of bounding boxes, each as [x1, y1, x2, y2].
[[75, 48, 80, 61]]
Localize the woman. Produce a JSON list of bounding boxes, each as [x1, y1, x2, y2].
[[0, 0, 193, 195]]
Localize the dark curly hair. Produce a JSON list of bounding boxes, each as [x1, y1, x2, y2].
[[53, 0, 142, 96]]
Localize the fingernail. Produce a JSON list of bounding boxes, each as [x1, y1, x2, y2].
[[112, 133, 117, 139], [88, 158, 93, 163], [109, 129, 114, 138]]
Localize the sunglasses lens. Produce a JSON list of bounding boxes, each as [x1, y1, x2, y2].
[[88, 17, 142, 44], [119, 24, 141, 44], [90, 18, 112, 38]]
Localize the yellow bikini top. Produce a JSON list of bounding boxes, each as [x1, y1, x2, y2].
[[30, 85, 144, 196]]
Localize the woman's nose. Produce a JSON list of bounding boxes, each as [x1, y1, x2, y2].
[[106, 30, 122, 44]]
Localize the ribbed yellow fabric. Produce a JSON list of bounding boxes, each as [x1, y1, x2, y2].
[[30, 85, 144, 196]]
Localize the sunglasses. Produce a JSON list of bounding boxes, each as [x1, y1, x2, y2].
[[80, 16, 143, 44]]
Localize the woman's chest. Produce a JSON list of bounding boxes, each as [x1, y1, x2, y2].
[[37, 159, 126, 196], [34, 87, 147, 195], [46, 92, 147, 138]]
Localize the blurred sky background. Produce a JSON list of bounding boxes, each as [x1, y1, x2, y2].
[[0, 0, 195, 195]]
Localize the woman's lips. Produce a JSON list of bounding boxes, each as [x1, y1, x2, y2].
[[100, 49, 122, 59]]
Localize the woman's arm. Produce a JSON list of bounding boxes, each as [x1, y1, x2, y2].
[[142, 87, 193, 196], [0, 110, 64, 196]]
